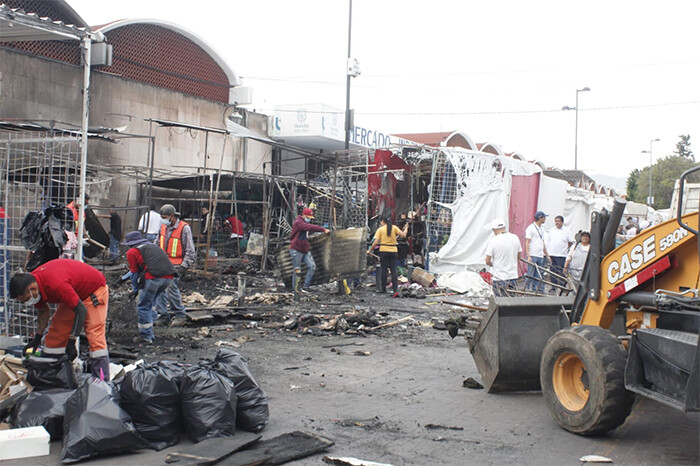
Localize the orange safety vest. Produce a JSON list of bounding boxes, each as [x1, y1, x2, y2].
[[159, 220, 187, 265], [66, 202, 80, 233]]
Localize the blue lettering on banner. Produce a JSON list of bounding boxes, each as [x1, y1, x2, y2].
[[348, 126, 393, 148]]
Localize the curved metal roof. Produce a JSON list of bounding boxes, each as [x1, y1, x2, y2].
[[96, 19, 241, 88]]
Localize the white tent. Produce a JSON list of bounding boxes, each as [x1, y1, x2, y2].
[[428, 150, 540, 274], [427, 149, 615, 274]]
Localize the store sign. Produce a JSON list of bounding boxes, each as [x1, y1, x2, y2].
[[271, 105, 416, 149]]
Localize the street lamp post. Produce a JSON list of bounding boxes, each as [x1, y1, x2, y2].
[[562, 87, 590, 170], [641, 138, 660, 206]]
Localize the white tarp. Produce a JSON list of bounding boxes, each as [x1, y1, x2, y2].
[[436, 270, 493, 296], [429, 150, 540, 274], [538, 175, 569, 230], [563, 187, 597, 235]]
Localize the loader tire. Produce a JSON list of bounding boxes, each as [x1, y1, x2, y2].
[[540, 325, 635, 435]]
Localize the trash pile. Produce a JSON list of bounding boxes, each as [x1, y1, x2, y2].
[[279, 306, 416, 337], [0, 348, 270, 463], [366, 266, 493, 299]]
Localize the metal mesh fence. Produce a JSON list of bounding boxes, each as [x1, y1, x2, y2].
[[426, 150, 456, 254], [310, 167, 368, 230], [0, 130, 82, 337]]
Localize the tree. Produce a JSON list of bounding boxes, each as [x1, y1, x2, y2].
[[626, 168, 641, 202], [635, 155, 700, 209], [674, 134, 694, 160]]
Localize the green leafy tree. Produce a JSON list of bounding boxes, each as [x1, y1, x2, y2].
[[674, 134, 694, 160], [626, 168, 641, 202], [635, 156, 700, 209]]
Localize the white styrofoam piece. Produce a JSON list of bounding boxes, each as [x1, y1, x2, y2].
[[0, 426, 50, 460]]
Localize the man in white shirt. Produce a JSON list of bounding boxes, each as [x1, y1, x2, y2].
[[138, 204, 162, 242], [485, 218, 522, 296], [525, 211, 549, 293], [546, 215, 574, 290]]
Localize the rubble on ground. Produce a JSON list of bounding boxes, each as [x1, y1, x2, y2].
[[0, 257, 496, 463]]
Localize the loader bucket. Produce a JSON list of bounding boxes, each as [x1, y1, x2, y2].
[[468, 296, 574, 392]]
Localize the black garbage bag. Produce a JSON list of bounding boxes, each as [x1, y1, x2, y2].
[[180, 365, 237, 443], [61, 378, 148, 463], [24, 356, 78, 390], [119, 361, 185, 450], [156, 360, 189, 386], [9, 389, 75, 441], [19, 211, 43, 251], [212, 349, 269, 432], [20, 206, 69, 271]]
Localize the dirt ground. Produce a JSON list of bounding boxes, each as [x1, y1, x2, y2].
[[2, 267, 699, 465]]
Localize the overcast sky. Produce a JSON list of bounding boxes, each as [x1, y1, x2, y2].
[[68, 0, 699, 180]]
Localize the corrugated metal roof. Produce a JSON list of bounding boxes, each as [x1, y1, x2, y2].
[[0, 3, 89, 42], [543, 169, 596, 187], [276, 227, 368, 288]]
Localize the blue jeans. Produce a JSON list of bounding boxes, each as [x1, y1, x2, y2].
[[155, 277, 186, 320], [290, 249, 316, 290], [109, 233, 119, 259], [526, 256, 546, 292], [549, 256, 566, 287], [138, 277, 172, 340], [146, 233, 158, 242]]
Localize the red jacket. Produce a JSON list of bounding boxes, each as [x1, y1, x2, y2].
[[289, 215, 326, 253], [31, 259, 106, 308]]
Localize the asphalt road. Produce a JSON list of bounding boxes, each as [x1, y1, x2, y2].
[[2, 292, 698, 465]]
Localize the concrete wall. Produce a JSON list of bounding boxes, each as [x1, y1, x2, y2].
[[0, 48, 83, 123], [0, 47, 271, 227]]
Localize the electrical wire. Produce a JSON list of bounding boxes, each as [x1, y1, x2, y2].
[[256, 100, 700, 117]]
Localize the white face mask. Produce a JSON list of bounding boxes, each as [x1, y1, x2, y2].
[[25, 289, 41, 306], [304, 217, 310, 223], [161, 218, 171, 226]]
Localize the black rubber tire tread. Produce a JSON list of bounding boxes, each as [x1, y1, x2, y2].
[[540, 325, 635, 436]]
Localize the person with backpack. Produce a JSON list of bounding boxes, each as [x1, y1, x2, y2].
[[123, 231, 176, 345]]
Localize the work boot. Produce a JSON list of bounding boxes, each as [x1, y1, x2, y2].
[[133, 335, 153, 345], [170, 317, 187, 327], [153, 317, 170, 327]]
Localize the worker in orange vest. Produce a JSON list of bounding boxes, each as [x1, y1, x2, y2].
[[66, 194, 89, 234], [155, 204, 195, 327]]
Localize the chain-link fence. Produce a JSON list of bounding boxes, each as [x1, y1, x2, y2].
[[0, 129, 83, 337]]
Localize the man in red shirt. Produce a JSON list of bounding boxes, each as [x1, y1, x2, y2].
[[289, 208, 329, 293], [124, 231, 175, 344], [225, 215, 244, 238], [9, 259, 110, 379]]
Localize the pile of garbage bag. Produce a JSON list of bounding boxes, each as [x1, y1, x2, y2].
[[4, 349, 269, 462]]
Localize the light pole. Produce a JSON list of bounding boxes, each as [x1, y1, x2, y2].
[[562, 87, 590, 170], [641, 138, 660, 206]]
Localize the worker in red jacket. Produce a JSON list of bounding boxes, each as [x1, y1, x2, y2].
[[9, 258, 110, 379], [289, 208, 329, 293], [124, 231, 175, 345]]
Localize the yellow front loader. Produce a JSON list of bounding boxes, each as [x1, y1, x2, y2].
[[469, 166, 699, 435]]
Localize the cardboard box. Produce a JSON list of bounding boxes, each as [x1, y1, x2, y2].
[[410, 267, 436, 288], [0, 355, 26, 399], [0, 426, 50, 460]]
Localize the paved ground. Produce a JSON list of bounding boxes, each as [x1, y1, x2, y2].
[[2, 288, 698, 465]]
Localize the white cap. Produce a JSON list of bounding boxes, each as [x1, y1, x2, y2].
[[491, 218, 506, 230]]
